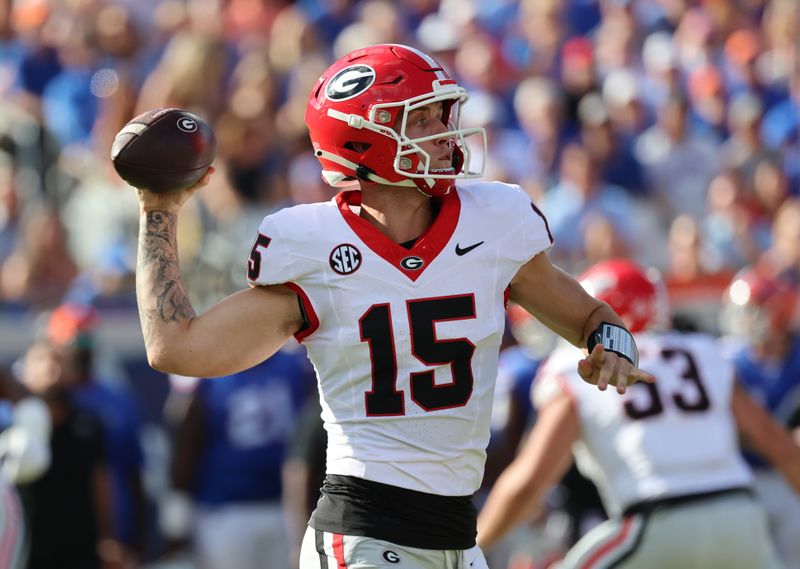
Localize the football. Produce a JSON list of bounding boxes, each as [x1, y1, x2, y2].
[[111, 108, 217, 193]]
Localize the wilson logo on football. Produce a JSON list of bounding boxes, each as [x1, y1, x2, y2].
[[177, 117, 198, 132], [325, 65, 376, 101], [400, 256, 424, 270], [330, 244, 362, 275]]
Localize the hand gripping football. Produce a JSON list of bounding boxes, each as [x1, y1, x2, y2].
[[111, 108, 217, 193]]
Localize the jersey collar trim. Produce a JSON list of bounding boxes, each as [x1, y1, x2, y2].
[[335, 189, 461, 281]]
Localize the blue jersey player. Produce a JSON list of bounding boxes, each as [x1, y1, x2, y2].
[[720, 267, 800, 567]]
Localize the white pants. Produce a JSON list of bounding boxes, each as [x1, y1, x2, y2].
[[0, 481, 25, 569], [299, 527, 489, 569], [194, 502, 290, 569], [557, 492, 783, 569], [753, 470, 800, 569]]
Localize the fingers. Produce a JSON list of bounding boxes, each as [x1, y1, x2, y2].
[[193, 166, 215, 189], [578, 343, 605, 385], [136, 167, 216, 212], [632, 370, 656, 384], [577, 344, 655, 394], [596, 348, 619, 393], [577, 357, 595, 383]]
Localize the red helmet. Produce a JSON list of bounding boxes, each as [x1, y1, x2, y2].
[[720, 267, 799, 343], [578, 259, 668, 333], [304, 44, 487, 197]]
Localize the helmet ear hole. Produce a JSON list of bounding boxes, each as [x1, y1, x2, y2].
[[344, 141, 372, 153]]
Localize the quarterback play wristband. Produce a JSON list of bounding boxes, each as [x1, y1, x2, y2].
[[587, 322, 639, 367]]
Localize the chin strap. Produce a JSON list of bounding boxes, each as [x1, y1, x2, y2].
[[316, 149, 417, 187]]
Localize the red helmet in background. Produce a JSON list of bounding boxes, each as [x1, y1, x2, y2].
[[720, 267, 799, 344], [578, 259, 668, 333], [304, 44, 487, 197]]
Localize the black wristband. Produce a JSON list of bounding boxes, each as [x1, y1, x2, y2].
[[587, 322, 639, 367]]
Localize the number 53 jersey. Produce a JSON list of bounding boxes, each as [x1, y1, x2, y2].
[[247, 181, 553, 496], [534, 332, 753, 516]]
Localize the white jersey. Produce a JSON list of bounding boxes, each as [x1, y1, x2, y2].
[[248, 181, 553, 495], [534, 332, 753, 516]]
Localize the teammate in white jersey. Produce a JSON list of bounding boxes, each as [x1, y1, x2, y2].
[[477, 259, 800, 569], [132, 45, 653, 569]]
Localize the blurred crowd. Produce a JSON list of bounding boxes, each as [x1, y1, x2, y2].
[[0, 0, 798, 568]]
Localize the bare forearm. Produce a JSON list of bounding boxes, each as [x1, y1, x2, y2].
[[510, 254, 626, 348], [580, 302, 626, 347], [478, 464, 541, 550], [136, 208, 196, 365], [478, 395, 578, 550], [733, 385, 800, 493]]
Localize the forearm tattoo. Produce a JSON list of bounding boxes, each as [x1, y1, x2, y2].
[[137, 210, 196, 342]]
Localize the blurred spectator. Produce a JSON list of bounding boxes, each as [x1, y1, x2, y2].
[[541, 142, 634, 268], [135, 28, 228, 120], [281, 393, 326, 568], [165, 344, 315, 569], [18, 339, 114, 569], [686, 64, 728, 140], [45, 303, 147, 565], [759, 0, 798, 86], [720, 91, 778, 191], [593, 0, 640, 77], [601, 68, 649, 142], [700, 171, 762, 273], [762, 71, 800, 193], [512, 77, 566, 183], [673, 7, 715, 74], [719, 267, 800, 568], [0, 152, 21, 265], [0, 366, 51, 569], [558, 37, 598, 137], [503, 0, 565, 77], [665, 214, 736, 332], [757, 197, 800, 281], [0, 206, 78, 309], [761, 70, 799, 152], [639, 31, 681, 116], [577, 92, 645, 195], [722, 28, 784, 112], [635, 92, 719, 221]]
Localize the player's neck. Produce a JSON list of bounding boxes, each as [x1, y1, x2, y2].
[[358, 183, 436, 244]]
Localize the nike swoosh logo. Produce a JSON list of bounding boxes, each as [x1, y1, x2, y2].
[[455, 241, 484, 256]]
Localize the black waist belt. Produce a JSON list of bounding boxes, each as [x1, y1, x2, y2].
[[310, 474, 477, 549], [622, 486, 752, 517]]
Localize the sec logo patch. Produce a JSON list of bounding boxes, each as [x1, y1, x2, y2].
[[330, 244, 362, 275]]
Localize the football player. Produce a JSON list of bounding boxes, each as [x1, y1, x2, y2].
[[720, 267, 800, 568], [477, 259, 800, 568], [0, 367, 51, 569], [133, 45, 653, 569]]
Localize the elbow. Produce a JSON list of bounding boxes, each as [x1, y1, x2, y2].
[[145, 344, 222, 377], [146, 349, 170, 373], [145, 343, 181, 374]]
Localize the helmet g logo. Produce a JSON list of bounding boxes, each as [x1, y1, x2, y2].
[[382, 550, 400, 564], [326, 65, 376, 101], [177, 117, 198, 132]]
